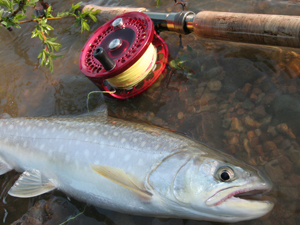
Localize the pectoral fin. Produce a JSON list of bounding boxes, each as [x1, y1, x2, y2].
[[8, 169, 55, 198], [91, 165, 152, 198]]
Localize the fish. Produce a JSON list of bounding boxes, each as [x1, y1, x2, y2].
[[0, 109, 274, 223]]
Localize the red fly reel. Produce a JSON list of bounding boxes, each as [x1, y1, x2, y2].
[[79, 12, 168, 99]]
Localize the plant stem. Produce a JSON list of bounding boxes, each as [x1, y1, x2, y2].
[[19, 16, 70, 24]]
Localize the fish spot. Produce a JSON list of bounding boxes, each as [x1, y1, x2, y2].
[[109, 152, 115, 159], [124, 155, 130, 161], [141, 141, 146, 147], [80, 128, 84, 132], [121, 138, 126, 144], [20, 122, 24, 126], [104, 131, 108, 135], [84, 150, 90, 157], [94, 131, 99, 135], [86, 130, 90, 134], [59, 145, 64, 152], [113, 132, 118, 136], [38, 122, 43, 127], [155, 144, 160, 150], [66, 155, 70, 162], [138, 158, 143, 166]]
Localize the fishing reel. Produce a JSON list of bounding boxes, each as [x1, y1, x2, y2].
[[79, 12, 168, 99]]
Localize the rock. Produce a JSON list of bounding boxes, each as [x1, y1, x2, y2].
[[267, 126, 277, 137], [264, 159, 285, 182], [255, 92, 265, 104], [236, 108, 246, 115], [279, 187, 299, 199], [224, 131, 239, 138], [288, 85, 297, 94], [247, 130, 256, 139], [287, 129, 296, 139], [249, 136, 259, 148], [253, 105, 266, 118], [261, 115, 272, 125], [244, 116, 257, 129], [230, 117, 243, 132], [278, 156, 293, 173], [263, 141, 277, 152], [235, 90, 247, 101], [254, 145, 264, 156], [207, 80, 222, 91], [279, 139, 292, 150], [241, 83, 252, 94], [242, 99, 254, 110], [205, 66, 223, 79], [177, 112, 184, 120], [228, 136, 239, 145], [243, 138, 252, 155], [195, 87, 205, 98], [277, 123, 289, 134], [254, 128, 262, 136], [222, 118, 232, 129], [252, 87, 262, 95], [250, 93, 258, 102], [288, 174, 300, 186], [219, 104, 229, 110]]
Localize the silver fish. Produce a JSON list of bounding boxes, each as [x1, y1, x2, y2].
[[0, 112, 274, 222]]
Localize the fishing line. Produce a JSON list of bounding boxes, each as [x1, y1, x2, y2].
[[106, 43, 157, 89]]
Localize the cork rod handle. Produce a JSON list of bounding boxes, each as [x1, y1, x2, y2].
[[193, 11, 300, 47]]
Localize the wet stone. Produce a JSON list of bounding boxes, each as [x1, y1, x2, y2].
[[230, 117, 243, 132], [252, 87, 262, 95], [241, 83, 252, 94], [242, 99, 254, 110], [288, 85, 297, 94], [261, 115, 272, 125], [228, 136, 239, 145], [222, 118, 231, 129], [207, 80, 222, 91], [288, 174, 300, 186], [255, 128, 262, 136], [277, 123, 289, 134], [256, 92, 265, 104], [244, 116, 257, 129], [279, 187, 299, 199], [267, 126, 278, 137], [254, 145, 264, 156], [235, 90, 247, 101], [253, 105, 266, 118], [236, 108, 246, 115], [279, 156, 293, 173], [263, 141, 277, 152], [177, 112, 184, 120], [265, 159, 285, 182], [279, 139, 292, 150], [250, 93, 258, 102], [249, 136, 259, 148], [247, 130, 256, 139]]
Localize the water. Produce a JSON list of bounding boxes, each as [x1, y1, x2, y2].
[[1, 0, 300, 224]]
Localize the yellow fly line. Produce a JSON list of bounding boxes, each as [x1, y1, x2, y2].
[[106, 43, 157, 89]]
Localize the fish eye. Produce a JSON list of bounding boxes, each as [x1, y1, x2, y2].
[[216, 167, 235, 182]]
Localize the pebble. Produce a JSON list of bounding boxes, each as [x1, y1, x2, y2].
[[235, 90, 247, 101], [230, 117, 243, 132], [252, 87, 262, 95], [242, 99, 255, 110], [254, 145, 264, 156], [267, 126, 278, 137], [249, 136, 259, 148], [263, 141, 277, 152], [254, 128, 262, 136], [205, 66, 223, 79], [277, 123, 289, 134], [244, 116, 257, 129], [236, 108, 246, 115], [243, 138, 252, 155], [288, 85, 297, 94], [264, 159, 285, 182], [250, 93, 258, 102], [278, 156, 293, 173], [241, 83, 252, 94], [177, 112, 184, 120], [279, 187, 299, 199], [253, 105, 267, 118], [228, 136, 239, 145], [256, 92, 266, 104], [207, 80, 222, 91], [279, 139, 292, 150], [288, 174, 300, 186], [261, 115, 272, 125], [222, 118, 232, 129], [247, 130, 256, 139]]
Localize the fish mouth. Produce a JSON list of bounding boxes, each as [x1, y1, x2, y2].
[[206, 185, 273, 207]]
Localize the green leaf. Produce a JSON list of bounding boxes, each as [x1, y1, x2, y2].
[[0, 8, 4, 17], [187, 45, 193, 53]]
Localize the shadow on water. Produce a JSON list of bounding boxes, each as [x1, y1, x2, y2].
[[1, 0, 300, 224]]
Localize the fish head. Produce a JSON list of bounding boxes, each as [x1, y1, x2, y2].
[[148, 149, 274, 222]]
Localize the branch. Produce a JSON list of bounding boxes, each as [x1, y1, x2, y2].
[[19, 16, 70, 24]]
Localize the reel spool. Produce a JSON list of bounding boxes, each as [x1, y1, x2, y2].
[[79, 12, 169, 99]]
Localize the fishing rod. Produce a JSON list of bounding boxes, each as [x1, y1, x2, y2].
[[78, 4, 300, 99]]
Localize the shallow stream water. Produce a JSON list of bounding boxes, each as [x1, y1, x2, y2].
[[1, 0, 300, 224]]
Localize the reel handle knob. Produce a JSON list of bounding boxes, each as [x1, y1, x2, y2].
[[93, 47, 116, 71]]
